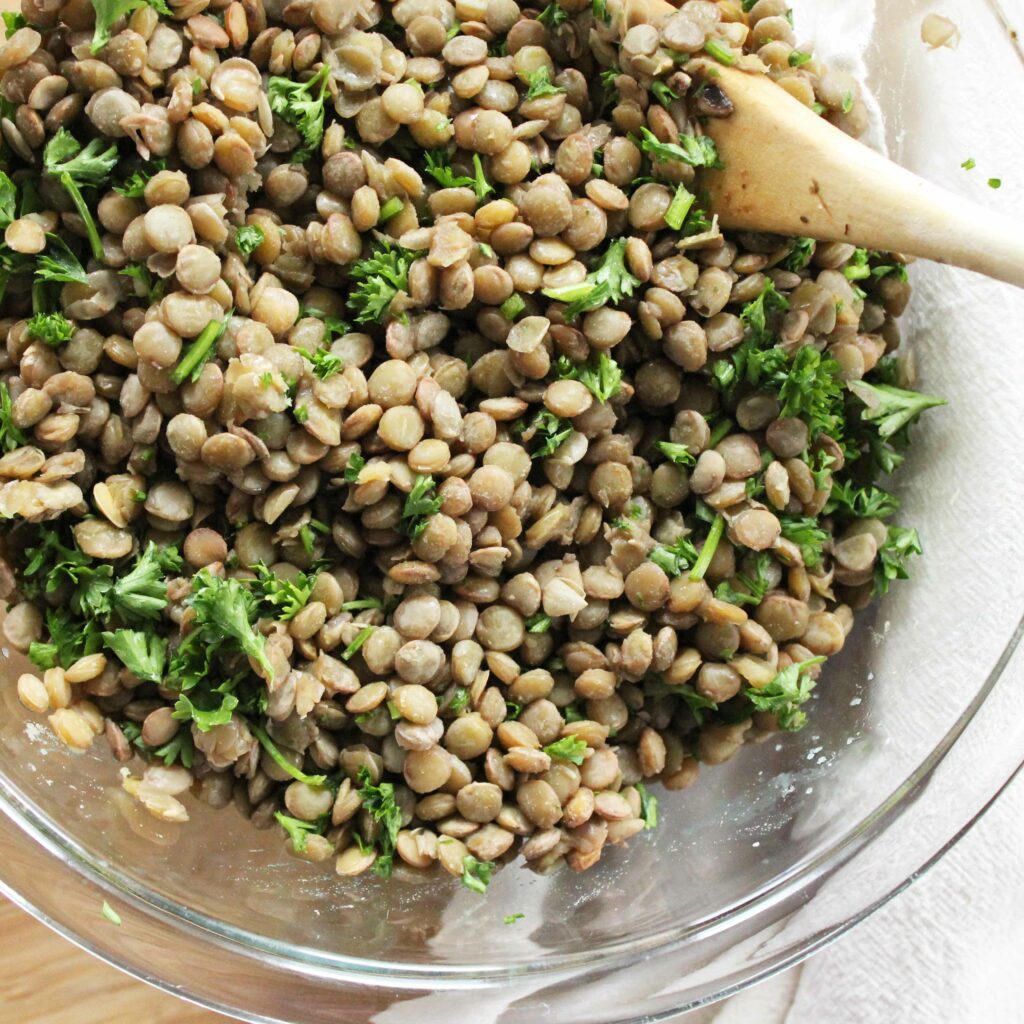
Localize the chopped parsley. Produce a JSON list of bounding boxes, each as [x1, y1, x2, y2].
[[170, 310, 233, 386], [356, 765, 403, 878], [401, 475, 442, 539], [874, 525, 922, 595], [636, 126, 722, 169], [26, 311, 74, 347], [275, 812, 327, 853], [848, 380, 947, 439], [524, 65, 565, 99], [235, 224, 265, 255], [543, 734, 588, 764], [90, 0, 171, 52], [664, 183, 696, 230], [745, 657, 825, 732], [635, 782, 658, 828], [461, 854, 496, 893], [554, 352, 622, 402], [297, 344, 343, 380], [248, 563, 314, 620], [655, 440, 695, 467], [525, 613, 552, 633], [347, 238, 423, 324], [344, 450, 366, 483], [341, 625, 376, 661], [43, 129, 119, 260], [541, 238, 641, 321], [267, 65, 331, 160]]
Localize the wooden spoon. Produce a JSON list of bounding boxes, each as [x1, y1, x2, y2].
[[624, 0, 1024, 288]]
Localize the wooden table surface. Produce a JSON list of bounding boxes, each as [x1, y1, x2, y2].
[[0, 899, 232, 1023]]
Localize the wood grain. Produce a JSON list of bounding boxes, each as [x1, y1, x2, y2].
[[0, 898, 232, 1023]]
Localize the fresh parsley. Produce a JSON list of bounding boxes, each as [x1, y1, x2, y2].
[[554, 352, 622, 402], [267, 64, 331, 160], [43, 129, 119, 260], [356, 765, 403, 878], [541, 238, 641, 321], [401, 475, 442, 539], [235, 224, 265, 255], [848, 380, 947, 439], [543, 735, 587, 764], [636, 126, 722, 169], [26, 311, 74, 347], [745, 657, 825, 731], [90, 0, 171, 52], [347, 238, 422, 324], [874, 525, 922, 595], [170, 311, 232, 386], [461, 853, 496, 893], [635, 782, 658, 828]]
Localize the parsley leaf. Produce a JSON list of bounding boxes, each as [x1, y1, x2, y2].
[[344, 450, 365, 483], [297, 344, 343, 380], [186, 568, 274, 678], [636, 126, 722, 169], [523, 65, 565, 99], [91, 0, 171, 52], [274, 811, 327, 853], [741, 279, 789, 345], [745, 657, 825, 731], [655, 440, 695, 467], [635, 782, 658, 828], [541, 238, 641, 321], [110, 541, 178, 621], [119, 262, 166, 303], [461, 853, 496, 893], [401, 474, 442, 539], [267, 65, 331, 160], [347, 238, 423, 324], [715, 552, 774, 607], [235, 224, 265, 255], [648, 535, 699, 577], [36, 235, 89, 285], [357, 765, 403, 878], [825, 480, 900, 519], [525, 410, 572, 459], [784, 236, 815, 272], [26, 312, 74, 347], [848, 380, 947, 439], [43, 129, 119, 260], [554, 352, 623, 402], [525, 612, 552, 633], [874, 525, 922, 595], [424, 150, 474, 189], [535, 2, 568, 27], [0, 380, 28, 452], [101, 628, 167, 683], [543, 735, 587, 764], [248, 562, 314, 620], [779, 515, 829, 568]]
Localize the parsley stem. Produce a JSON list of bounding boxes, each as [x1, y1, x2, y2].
[[251, 724, 327, 787], [171, 312, 231, 386], [59, 172, 104, 261], [689, 513, 724, 581], [707, 417, 733, 448]]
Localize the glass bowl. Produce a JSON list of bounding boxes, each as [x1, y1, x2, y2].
[[2, 1, 1024, 1020]]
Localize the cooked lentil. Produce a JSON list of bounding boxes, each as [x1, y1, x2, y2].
[[0, 0, 943, 892]]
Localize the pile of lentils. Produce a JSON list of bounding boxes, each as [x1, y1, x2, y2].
[[0, 0, 944, 888]]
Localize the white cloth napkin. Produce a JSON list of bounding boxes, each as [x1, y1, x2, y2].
[[678, 771, 1024, 1024]]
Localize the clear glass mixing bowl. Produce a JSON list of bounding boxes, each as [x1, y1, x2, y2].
[[2, 1, 1024, 1020]]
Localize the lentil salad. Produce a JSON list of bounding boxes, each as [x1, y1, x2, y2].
[[0, 0, 944, 889]]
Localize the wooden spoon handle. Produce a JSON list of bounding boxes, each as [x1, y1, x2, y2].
[[699, 67, 1024, 289]]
